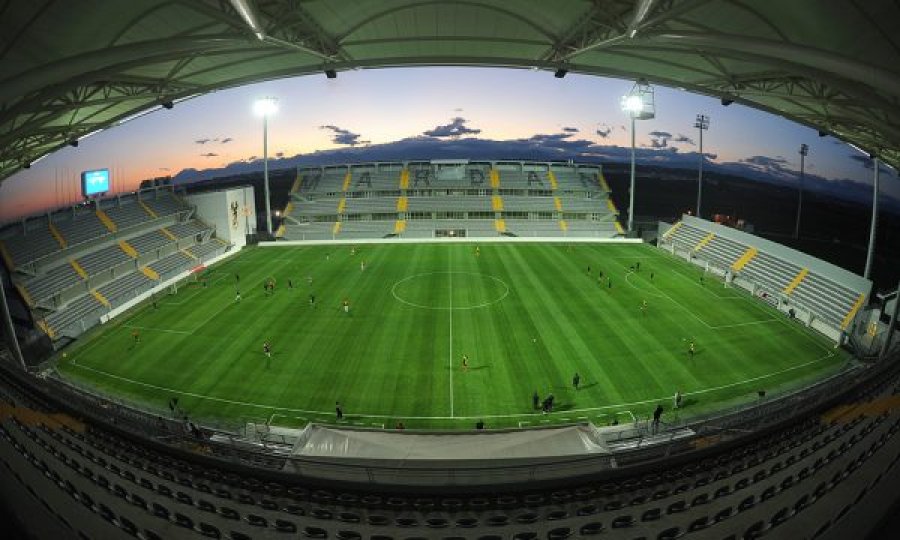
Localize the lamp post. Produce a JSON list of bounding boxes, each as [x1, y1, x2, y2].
[[694, 114, 709, 217], [621, 81, 655, 233], [794, 144, 808, 239], [254, 97, 278, 236]]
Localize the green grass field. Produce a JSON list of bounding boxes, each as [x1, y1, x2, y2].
[[57, 242, 847, 430]]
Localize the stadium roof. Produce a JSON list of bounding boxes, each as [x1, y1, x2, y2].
[[2, 0, 899, 183]]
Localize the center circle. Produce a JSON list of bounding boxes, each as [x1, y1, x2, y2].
[[391, 272, 510, 310]]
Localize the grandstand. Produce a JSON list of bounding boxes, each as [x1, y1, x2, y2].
[[660, 216, 871, 341], [280, 161, 623, 240], [0, 189, 229, 342]]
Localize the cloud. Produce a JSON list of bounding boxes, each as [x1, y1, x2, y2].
[[194, 138, 210, 145], [562, 127, 579, 133], [199, 152, 219, 157], [248, 156, 257, 161], [453, 108, 463, 112], [649, 131, 672, 139], [320, 125, 363, 145], [220, 137, 233, 144], [596, 125, 612, 138], [158, 167, 170, 171], [423, 117, 481, 138], [672, 133, 695, 145]]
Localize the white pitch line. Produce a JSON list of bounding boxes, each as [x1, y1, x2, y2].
[[448, 256, 455, 418], [67, 351, 837, 422], [123, 324, 191, 335]]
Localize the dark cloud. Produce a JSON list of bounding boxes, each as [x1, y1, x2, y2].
[[195, 138, 210, 145], [562, 127, 579, 133], [220, 137, 233, 144], [199, 152, 219, 158], [275, 152, 284, 158], [320, 125, 363, 146], [648, 131, 673, 139], [423, 117, 481, 138], [596, 125, 612, 138], [672, 133, 695, 145], [248, 156, 257, 161]]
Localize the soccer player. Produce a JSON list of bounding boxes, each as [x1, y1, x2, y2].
[[263, 341, 272, 359], [573, 372, 581, 391], [688, 339, 696, 360], [700, 274, 705, 285], [360, 260, 366, 271], [235, 273, 240, 283], [131, 328, 140, 344], [652, 404, 664, 432], [335, 402, 343, 420], [461, 354, 469, 372], [636, 261, 641, 272], [288, 279, 293, 289], [235, 289, 242, 302], [674, 390, 683, 409], [475, 246, 480, 257], [587, 265, 591, 275], [607, 277, 612, 290], [650, 271, 655, 281], [342, 298, 350, 315], [309, 293, 316, 308], [641, 299, 648, 315]]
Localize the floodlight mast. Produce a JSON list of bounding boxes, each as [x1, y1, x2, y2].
[[694, 114, 709, 217], [864, 156, 879, 280], [621, 81, 655, 233], [794, 144, 808, 239], [254, 97, 278, 236]]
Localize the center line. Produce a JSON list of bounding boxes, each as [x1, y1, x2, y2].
[[448, 255, 454, 417]]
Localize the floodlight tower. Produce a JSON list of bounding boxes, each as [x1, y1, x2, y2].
[[254, 96, 278, 236], [794, 144, 809, 239], [620, 80, 655, 233], [694, 114, 709, 217]]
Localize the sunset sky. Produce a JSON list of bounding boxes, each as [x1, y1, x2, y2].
[[1, 67, 895, 222]]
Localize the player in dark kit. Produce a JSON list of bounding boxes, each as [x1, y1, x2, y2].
[[573, 372, 581, 390], [335, 402, 343, 420]]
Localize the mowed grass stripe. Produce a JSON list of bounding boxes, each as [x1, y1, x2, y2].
[[59, 243, 846, 429]]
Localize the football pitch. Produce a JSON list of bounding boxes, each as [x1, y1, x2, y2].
[[57, 242, 847, 431]]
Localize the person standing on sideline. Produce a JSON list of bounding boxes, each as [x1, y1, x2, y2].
[[335, 402, 343, 420], [131, 328, 141, 344], [573, 372, 581, 391], [532, 390, 540, 410], [674, 390, 683, 409], [652, 404, 664, 432]]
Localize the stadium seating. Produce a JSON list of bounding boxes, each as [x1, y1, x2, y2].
[[128, 229, 173, 255], [281, 162, 622, 240], [662, 220, 868, 334], [0, 189, 227, 342], [76, 245, 133, 277], [23, 264, 83, 305]]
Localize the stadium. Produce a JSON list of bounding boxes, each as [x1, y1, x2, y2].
[[1, 2, 900, 540]]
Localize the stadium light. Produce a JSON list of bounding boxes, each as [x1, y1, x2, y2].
[[694, 114, 710, 217], [794, 144, 808, 239], [254, 97, 278, 236], [621, 80, 655, 233]]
